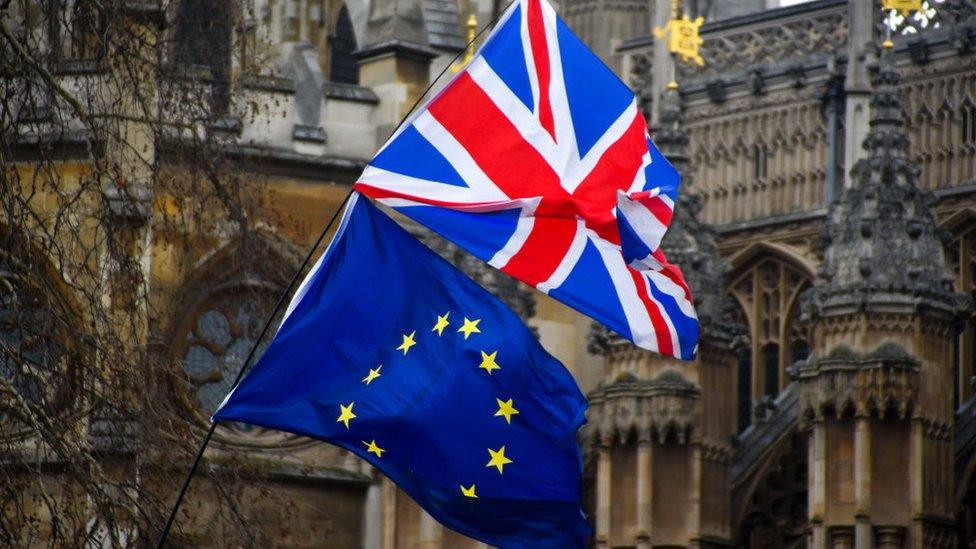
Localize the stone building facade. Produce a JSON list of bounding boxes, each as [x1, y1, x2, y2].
[[5, 0, 976, 547]]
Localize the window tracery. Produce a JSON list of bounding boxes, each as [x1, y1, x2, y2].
[[174, 279, 279, 438], [0, 246, 72, 430], [686, 101, 827, 225], [729, 255, 812, 429], [736, 432, 808, 548], [946, 222, 976, 408]]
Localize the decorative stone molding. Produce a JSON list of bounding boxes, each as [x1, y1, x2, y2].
[[586, 370, 701, 445], [679, 4, 847, 80], [796, 343, 920, 422]]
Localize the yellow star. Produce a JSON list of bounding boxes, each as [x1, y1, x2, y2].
[[457, 317, 481, 339], [337, 402, 356, 429], [494, 398, 519, 424], [460, 484, 478, 498], [397, 331, 417, 354], [432, 312, 450, 336], [362, 439, 385, 457], [486, 445, 512, 474], [362, 365, 382, 385], [479, 350, 500, 375]]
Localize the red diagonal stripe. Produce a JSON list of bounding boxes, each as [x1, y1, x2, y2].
[[428, 72, 566, 202], [570, 113, 647, 242], [500, 217, 577, 286], [527, 0, 555, 141], [629, 268, 674, 356], [651, 249, 693, 302]]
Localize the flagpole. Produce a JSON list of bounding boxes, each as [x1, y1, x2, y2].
[[154, 9, 507, 546]]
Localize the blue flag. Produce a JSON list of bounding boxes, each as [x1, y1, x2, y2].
[[213, 193, 591, 548]]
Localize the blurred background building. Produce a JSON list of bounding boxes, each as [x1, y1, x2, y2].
[[3, 0, 976, 547]]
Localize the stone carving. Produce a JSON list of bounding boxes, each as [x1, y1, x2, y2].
[[899, 60, 976, 191], [684, 95, 828, 226], [808, 43, 968, 320], [586, 370, 701, 444], [795, 343, 921, 421], [679, 8, 847, 79]]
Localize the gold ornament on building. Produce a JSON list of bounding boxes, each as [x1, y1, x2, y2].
[[654, 11, 705, 66], [450, 13, 479, 73], [882, 0, 922, 17]]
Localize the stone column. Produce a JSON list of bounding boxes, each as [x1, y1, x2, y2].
[[417, 510, 443, 549], [830, 526, 855, 549], [636, 435, 653, 549], [381, 479, 397, 549], [908, 418, 924, 547], [842, 0, 875, 187], [809, 420, 827, 549], [853, 414, 872, 548], [362, 480, 383, 549], [687, 441, 702, 541], [595, 438, 613, 549], [649, 0, 673, 127]]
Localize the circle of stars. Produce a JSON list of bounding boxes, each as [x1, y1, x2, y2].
[[335, 310, 522, 501]]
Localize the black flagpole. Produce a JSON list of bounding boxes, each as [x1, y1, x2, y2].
[[154, 11, 506, 547], [154, 189, 351, 548]]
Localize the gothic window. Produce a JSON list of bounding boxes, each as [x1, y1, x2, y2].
[[763, 343, 780, 398], [752, 143, 769, 181], [0, 246, 71, 423], [736, 432, 808, 548], [174, 0, 233, 113], [174, 279, 279, 434], [66, 0, 107, 61], [729, 253, 813, 425], [284, 0, 301, 41], [963, 102, 976, 145], [328, 4, 359, 85], [947, 223, 976, 408]]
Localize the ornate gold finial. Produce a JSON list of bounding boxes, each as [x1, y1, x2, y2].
[[882, 38, 895, 49], [653, 0, 704, 66], [882, 0, 923, 17], [667, 80, 679, 90], [450, 13, 479, 73]]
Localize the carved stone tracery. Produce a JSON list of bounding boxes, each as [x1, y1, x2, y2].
[[679, 6, 848, 80], [586, 370, 701, 445], [796, 342, 921, 422]]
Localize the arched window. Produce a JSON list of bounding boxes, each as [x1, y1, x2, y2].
[[170, 236, 306, 444], [0, 242, 72, 423], [328, 4, 359, 85], [173, 0, 233, 113], [175, 280, 277, 431], [728, 248, 813, 425], [946, 219, 976, 409], [737, 344, 753, 433], [763, 343, 780, 398], [67, 0, 106, 61]]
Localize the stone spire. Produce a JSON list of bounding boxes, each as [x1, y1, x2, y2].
[[655, 83, 737, 346], [358, 0, 432, 54], [810, 42, 965, 319]]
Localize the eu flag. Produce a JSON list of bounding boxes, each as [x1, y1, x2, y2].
[[213, 193, 590, 548]]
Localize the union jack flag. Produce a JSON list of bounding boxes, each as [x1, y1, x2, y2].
[[354, 0, 699, 359]]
